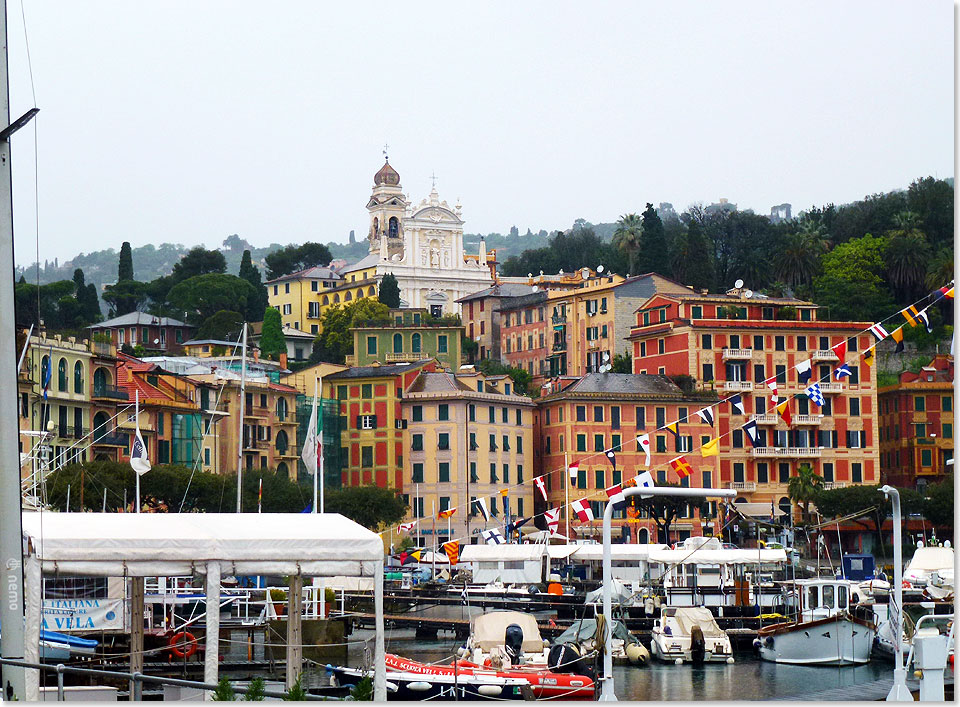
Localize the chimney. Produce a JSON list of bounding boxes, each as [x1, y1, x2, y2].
[[279, 352, 288, 369]]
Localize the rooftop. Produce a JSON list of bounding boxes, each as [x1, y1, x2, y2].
[[265, 265, 342, 285], [325, 359, 435, 380], [456, 283, 538, 303], [338, 252, 380, 275], [88, 312, 191, 329]]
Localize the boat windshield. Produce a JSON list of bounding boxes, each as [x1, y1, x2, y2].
[[822, 584, 835, 608]]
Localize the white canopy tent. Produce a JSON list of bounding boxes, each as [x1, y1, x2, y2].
[[20, 513, 387, 701]]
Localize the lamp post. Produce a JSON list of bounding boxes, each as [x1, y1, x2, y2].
[[879, 485, 912, 701], [600, 486, 736, 701]]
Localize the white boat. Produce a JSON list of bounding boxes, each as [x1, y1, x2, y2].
[[461, 611, 551, 668], [903, 545, 954, 588], [650, 606, 734, 664], [756, 578, 875, 665]]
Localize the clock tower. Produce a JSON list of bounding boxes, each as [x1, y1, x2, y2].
[[367, 158, 407, 260]]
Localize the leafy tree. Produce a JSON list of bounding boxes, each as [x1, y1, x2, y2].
[[212, 676, 236, 701], [259, 307, 287, 360], [310, 299, 390, 364], [243, 677, 266, 701], [638, 203, 667, 274], [196, 310, 244, 341], [167, 274, 257, 325], [683, 219, 715, 291], [476, 358, 533, 396], [118, 241, 134, 281], [788, 463, 823, 523], [813, 234, 893, 322], [813, 484, 923, 553], [102, 279, 147, 317], [924, 474, 953, 528], [632, 482, 705, 544], [223, 233, 252, 252], [171, 246, 227, 281], [378, 273, 401, 308], [906, 176, 954, 248], [499, 228, 625, 278], [265, 242, 332, 280], [350, 676, 373, 701], [612, 213, 643, 274], [238, 250, 269, 322], [611, 353, 632, 374], [326, 486, 408, 530], [461, 334, 479, 363]]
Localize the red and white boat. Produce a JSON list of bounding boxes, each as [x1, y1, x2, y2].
[[385, 654, 596, 700]]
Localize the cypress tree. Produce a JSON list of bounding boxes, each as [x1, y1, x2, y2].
[[638, 203, 668, 275], [259, 307, 286, 360], [118, 242, 134, 281], [684, 220, 715, 292], [238, 249, 269, 321], [378, 273, 401, 308]]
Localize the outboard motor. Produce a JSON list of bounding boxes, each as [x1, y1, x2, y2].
[[690, 624, 706, 664], [504, 623, 524, 666], [548, 643, 594, 681]]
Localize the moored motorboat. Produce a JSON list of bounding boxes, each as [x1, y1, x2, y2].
[[331, 664, 532, 701], [756, 578, 875, 665], [650, 606, 734, 664]]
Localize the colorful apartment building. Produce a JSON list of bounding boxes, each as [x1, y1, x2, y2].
[[89, 338, 130, 462], [627, 289, 879, 514], [346, 308, 464, 370], [87, 312, 194, 354], [266, 265, 344, 333], [400, 369, 536, 546], [498, 273, 690, 386], [535, 373, 720, 543], [878, 354, 954, 490], [456, 283, 536, 361], [324, 360, 440, 489]]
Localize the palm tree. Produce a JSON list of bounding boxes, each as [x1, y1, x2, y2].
[[612, 213, 643, 274], [885, 230, 932, 301], [925, 246, 954, 290], [773, 230, 826, 289], [787, 463, 823, 524]]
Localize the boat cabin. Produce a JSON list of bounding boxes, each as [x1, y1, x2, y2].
[[794, 578, 866, 622], [459, 544, 577, 585]]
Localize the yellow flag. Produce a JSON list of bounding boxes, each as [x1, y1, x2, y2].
[[499, 488, 509, 497], [863, 346, 875, 367], [665, 421, 679, 438], [700, 437, 720, 457]]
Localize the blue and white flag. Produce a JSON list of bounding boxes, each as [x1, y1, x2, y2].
[[474, 497, 490, 522], [634, 470, 655, 499], [728, 394, 746, 415], [805, 383, 825, 407], [795, 359, 812, 385], [42, 346, 52, 400], [130, 426, 152, 476], [834, 364, 852, 381], [482, 528, 505, 545], [742, 419, 760, 448], [695, 407, 714, 426]]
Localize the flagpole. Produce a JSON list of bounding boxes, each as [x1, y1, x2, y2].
[[312, 377, 319, 514], [135, 391, 141, 514], [258, 476, 262, 514], [236, 322, 247, 513], [416, 483, 420, 548], [432, 499, 436, 578], [318, 374, 324, 514], [564, 451, 570, 544]]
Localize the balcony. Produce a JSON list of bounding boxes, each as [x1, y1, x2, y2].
[[819, 382, 844, 393], [751, 413, 778, 425], [793, 414, 823, 425], [92, 383, 129, 401], [385, 352, 419, 362], [551, 314, 566, 325], [728, 481, 757, 491], [722, 381, 754, 392], [344, 355, 357, 366], [722, 348, 753, 360], [552, 340, 566, 352], [822, 481, 848, 490], [92, 428, 127, 446], [750, 447, 822, 458], [811, 350, 839, 362]]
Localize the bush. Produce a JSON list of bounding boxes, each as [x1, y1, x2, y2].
[[212, 675, 236, 701]]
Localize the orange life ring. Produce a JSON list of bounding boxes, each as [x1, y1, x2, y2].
[[170, 631, 198, 659]]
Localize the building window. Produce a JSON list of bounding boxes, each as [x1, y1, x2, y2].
[[594, 406, 604, 422], [412, 463, 424, 483], [944, 423, 952, 439], [412, 333, 421, 353], [576, 406, 586, 422], [438, 335, 448, 354], [757, 463, 768, 484], [635, 406, 646, 429], [944, 396, 952, 412], [822, 463, 834, 482], [851, 463, 863, 483], [797, 336, 807, 352], [733, 463, 745, 483], [361, 384, 372, 398], [412, 405, 423, 422], [438, 404, 449, 421], [489, 434, 497, 451], [488, 406, 495, 423], [412, 434, 423, 451], [702, 334, 712, 349], [576, 434, 586, 452], [439, 462, 450, 482], [469, 404, 475, 422], [915, 396, 926, 412], [703, 363, 713, 382], [656, 435, 667, 453], [915, 423, 926, 438], [438, 433, 450, 450], [358, 414, 377, 430], [366, 336, 377, 355], [691, 306, 702, 319], [849, 398, 860, 416], [57, 358, 68, 391], [73, 361, 84, 394], [361, 446, 373, 467], [775, 336, 785, 351], [594, 434, 604, 452]]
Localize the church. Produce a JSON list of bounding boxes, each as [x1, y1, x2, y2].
[[338, 158, 495, 317]]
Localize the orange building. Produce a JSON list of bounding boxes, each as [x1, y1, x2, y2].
[[535, 373, 720, 543], [627, 288, 879, 515]]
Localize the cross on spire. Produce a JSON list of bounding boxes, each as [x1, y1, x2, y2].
[[430, 171, 438, 189], [382, 143, 389, 161]]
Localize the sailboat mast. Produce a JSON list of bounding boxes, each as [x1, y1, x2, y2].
[[0, 0, 28, 695], [236, 322, 247, 512]]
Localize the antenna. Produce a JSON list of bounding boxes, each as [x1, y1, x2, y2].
[[734, 278, 744, 289]]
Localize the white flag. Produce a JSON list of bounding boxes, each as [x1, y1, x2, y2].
[[634, 470, 655, 499], [301, 393, 320, 476], [474, 497, 490, 521], [636, 433, 651, 467], [130, 426, 151, 476], [533, 475, 548, 502]]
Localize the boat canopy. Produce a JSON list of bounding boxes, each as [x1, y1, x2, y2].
[[649, 547, 787, 565], [555, 618, 638, 645], [470, 611, 545, 653], [906, 546, 954, 572], [662, 607, 728, 639], [569, 544, 667, 561], [459, 544, 580, 562], [20, 512, 383, 576]]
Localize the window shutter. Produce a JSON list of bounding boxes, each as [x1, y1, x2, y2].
[[859, 430, 866, 448], [356, 415, 362, 430], [372, 415, 378, 429]]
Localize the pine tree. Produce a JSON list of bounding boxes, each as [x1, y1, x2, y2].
[[212, 675, 236, 701], [684, 220, 715, 292], [638, 203, 668, 274], [259, 307, 286, 360], [118, 242, 134, 281], [243, 677, 266, 701], [73, 268, 86, 293], [378, 273, 401, 308], [238, 250, 269, 322]]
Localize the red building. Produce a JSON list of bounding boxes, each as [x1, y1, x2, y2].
[[627, 289, 879, 515], [878, 354, 954, 490], [87, 312, 195, 354]]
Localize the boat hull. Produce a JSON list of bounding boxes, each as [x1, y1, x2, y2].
[[758, 615, 874, 665], [332, 665, 530, 701], [650, 636, 733, 663]]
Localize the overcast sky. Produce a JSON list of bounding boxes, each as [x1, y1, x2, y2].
[[7, 0, 953, 266]]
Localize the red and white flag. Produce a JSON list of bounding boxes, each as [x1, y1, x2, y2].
[[533, 475, 548, 502], [765, 377, 778, 398], [570, 498, 594, 522], [605, 484, 626, 510], [397, 521, 417, 534], [568, 461, 579, 482], [545, 507, 561, 533], [636, 434, 651, 467]]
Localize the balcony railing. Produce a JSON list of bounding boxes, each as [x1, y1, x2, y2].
[[93, 383, 129, 401], [751, 447, 822, 458], [552, 340, 566, 352], [819, 382, 844, 393], [93, 428, 127, 446], [722, 381, 754, 392], [722, 348, 753, 360], [551, 314, 566, 325], [751, 413, 778, 425], [728, 481, 757, 491], [811, 350, 839, 361], [58, 425, 90, 439], [822, 481, 848, 490], [385, 352, 423, 362], [793, 414, 823, 425]]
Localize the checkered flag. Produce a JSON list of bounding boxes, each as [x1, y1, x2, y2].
[[805, 383, 825, 407]]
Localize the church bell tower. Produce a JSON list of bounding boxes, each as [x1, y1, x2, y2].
[[367, 155, 407, 260]]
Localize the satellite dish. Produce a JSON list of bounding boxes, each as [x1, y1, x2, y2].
[[527, 273, 533, 278], [532, 286, 539, 292], [153, 338, 160, 345], [734, 279, 744, 289], [602, 352, 610, 362], [744, 289, 753, 299], [597, 264, 605, 273], [559, 269, 564, 275]]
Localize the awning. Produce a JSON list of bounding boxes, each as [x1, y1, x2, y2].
[[733, 502, 786, 519]]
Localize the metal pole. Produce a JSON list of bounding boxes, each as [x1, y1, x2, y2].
[[879, 485, 911, 701], [564, 451, 570, 543], [65, 484, 71, 512], [317, 375, 324, 513], [312, 377, 318, 514], [135, 391, 140, 513], [102, 487, 107, 513], [0, 0, 27, 690], [236, 322, 247, 513], [600, 486, 735, 702]]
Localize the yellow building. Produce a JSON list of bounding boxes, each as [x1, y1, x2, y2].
[[278, 361, 349, 397], [266, 265, 345, 334], [400, 368, 536, 547]]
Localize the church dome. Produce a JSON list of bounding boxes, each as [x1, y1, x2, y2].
[[374, 160, 400, 186]]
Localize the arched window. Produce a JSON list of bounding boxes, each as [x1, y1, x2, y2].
[[388, 217, 399, 238], [368, 286, 376, 296], [276, 397, 288, 422], [778, 496, 792, 518], [333, 294, 340, 303], [40, 355, 50, 389], [93, 367, 108, 395], [322, 295, 329, 305], [93, 411, 110, 439], [412, 333, 421, 354], [637, 528, 650, 544], [372, 217, 379, 235], [74, 361, 84, 394], [356, 290, 364, 299], [275, 429, 289, 455], [345, 291, 353, 302], [278, 461, 290, 479], [393, 333, 403, 354], [58, 358, 68, 391]]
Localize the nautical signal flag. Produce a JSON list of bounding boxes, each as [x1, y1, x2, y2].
[[902, 305, 923, 328], [863, 346, 875, 367], [605, 449, 617, 467], [834, 363, 852, 381], [795, 359, 812, 385], [933, 285, 955, 302], [765, 378, 779, 398], [443, 541, 459, 565], [869, 322, 889, 342], [696, 407, 714, 426], [890, 326, 905, 353], [605, 484, 626, 510], [568, 461, 580, 482], [775, 397, 792, 427], [742, 419, 760, 447], [805, 383, 825, 407], [671, 456, 693, 479], [534, 476, 548, 502], [474, 497, 490, 521], [634, 470, 655, 498], [831, 339, 847, 361], [636, 434, 651, 466], [571, 498, 594, 522], [438, 506, 457, 519], [664, 421, 680, 439], [700, 436, 720, 458], [545, 507, 561, 533], [397, 521, 417, 534], [728, 394, 746, 415], [482, 528, 505, 545], [506, 517, 530, 534]]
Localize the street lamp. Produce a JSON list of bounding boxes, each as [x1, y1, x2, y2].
[[879, 485, 912, 702], [599, 486, 736, 701]]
